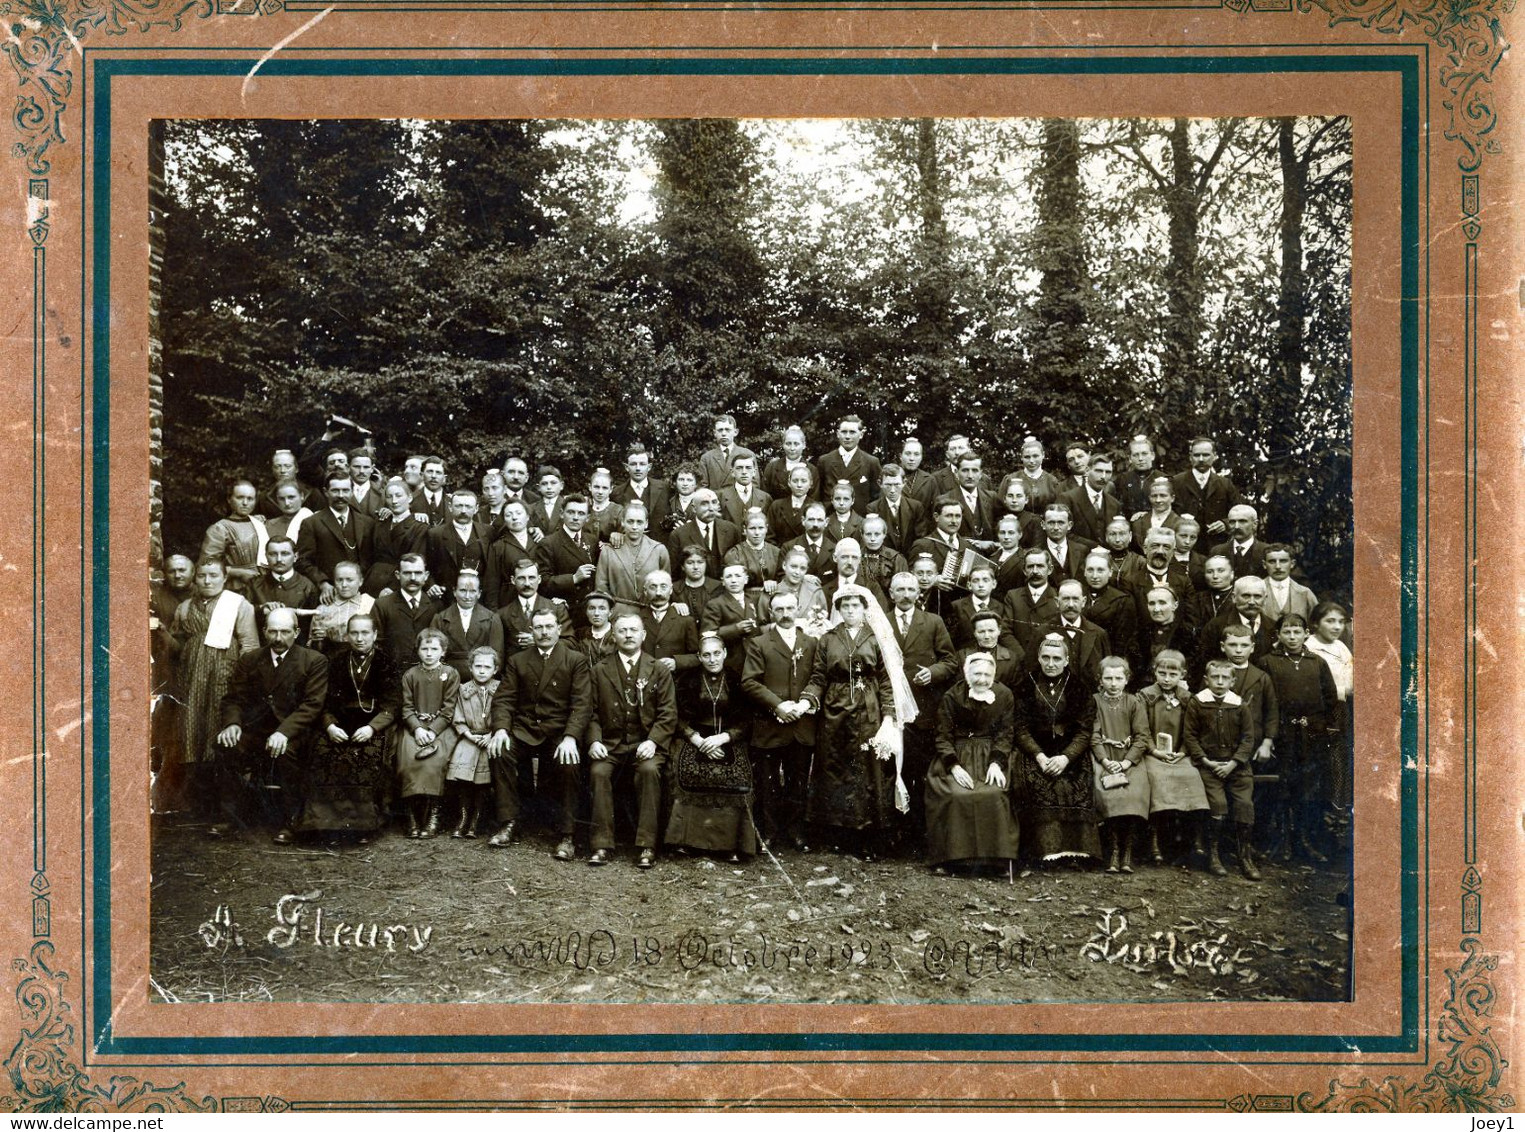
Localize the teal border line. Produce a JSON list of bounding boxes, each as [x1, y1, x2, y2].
[[85, 49, 1421, 1060]]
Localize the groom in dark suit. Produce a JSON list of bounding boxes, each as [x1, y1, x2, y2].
[[816, 414, 882, 514], [215, 608, 329, 842], [740, 590, 822, 850]]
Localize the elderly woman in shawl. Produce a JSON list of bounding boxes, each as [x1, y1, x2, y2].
[[801, 581, 918, 860]]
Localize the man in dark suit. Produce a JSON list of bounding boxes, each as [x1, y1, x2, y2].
[[911, 433, 970, 512], [373, 553, 440, 670], [534, 493, 599, 627], [909, 497, 969, 578], [496, 557, 574, 657], [760, 425, 819, 502], [1210, 504, 1271, 579], [1038, 502, 1094, 584], [429, 570, 506, 679], [1059, 452, 1123, 546], [910, 553, 952, 622], [638, 569, 700, 674], [486, 607, 593, 856], [781, 503, 835, 579], [1120, 528, 1193, 625], [697, 414, 756, 493], [667, 489, 742, 581], [1194, 575, 1278, 679], [949, 563, 1011, 650], [741, 589, 821, 850], [949, 451, 1001, 545], [886, 570, 957, 840], [346, 449, 383, 519], [1170, 436, 1244, 550], [425, 489, 494, 597], [410, 456, 451, 527], [611, 444, 671, 533], [1116, 434, 1162, 520], [1041, 579, 1112, 685], [1079, 551, 1140, 676], [248, 535, 318, 642], [717, 453, 772, 530], [499, 456, 542, 510], [214, 607, 328, 842], [585, 613, 678, 868], [815, 414, 882, 514], [1003, 547, 1061, 657], [296, 474, 377, 604], [865, 464, 925, 552], [818, 538, 889, 612], [701, 563, 765, 679]]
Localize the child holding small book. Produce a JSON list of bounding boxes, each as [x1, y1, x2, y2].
[[396, 627, 460, 839], [1136, 649, 1209, 864], [445, 645, 499, 840], [1184, 658, 1258, 879], [1090, 656, 1151, 873]]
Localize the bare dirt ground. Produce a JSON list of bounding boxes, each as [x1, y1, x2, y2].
[[150, 818, 1351, 1006]]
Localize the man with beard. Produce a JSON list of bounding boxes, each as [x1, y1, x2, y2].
[[1003, 547, 1061, 657], [781, 502, 836, 580], [1041, 579, 1112, 686], [667, 488, 742, 581], [425, 489, 493, 597], [249, 536, 319, 642]]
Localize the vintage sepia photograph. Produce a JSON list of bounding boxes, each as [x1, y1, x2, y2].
[[146, 114, 1354, 1007]]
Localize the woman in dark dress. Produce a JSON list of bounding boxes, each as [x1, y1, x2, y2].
[[925, 652, 1020, 871], [665, 633, 757, 861], [297, 612, 400, 841], [805, 586, 905, 857], [1012, 632, 1101, 863]]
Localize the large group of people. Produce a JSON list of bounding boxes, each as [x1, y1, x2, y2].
[[149, 415, 1354, 878]]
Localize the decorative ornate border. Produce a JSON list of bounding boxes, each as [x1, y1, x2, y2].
[[2, 0, 1512, 1112]]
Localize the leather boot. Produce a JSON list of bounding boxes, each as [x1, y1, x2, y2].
[[1206, 818, 1228, 876], [1237, 822, 1263, 880], [1104, 825, 1120, 873], [1296, 805, 1328, 863], [451, 791, 474, 839], [460, 793, 480, 839], [1120, 822, 1135, 873], [406, 798, 422, 840], [1148, 823, 1164, 865], [420, 798, 442, 839]]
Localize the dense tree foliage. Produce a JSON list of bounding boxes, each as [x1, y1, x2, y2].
[[158, 116, 1351, 595]]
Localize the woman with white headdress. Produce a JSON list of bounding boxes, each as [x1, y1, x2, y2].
[[925, 651, 1021, 873], [801, 583, 918, 859]]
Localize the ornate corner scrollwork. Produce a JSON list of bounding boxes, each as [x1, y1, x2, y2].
[[1296, 939, 1515, 1112], [1299, 0, 1513, 172], [0, 941, 214, 1113]]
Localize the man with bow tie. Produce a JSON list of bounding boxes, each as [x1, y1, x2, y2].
[[486, 607, 592, 857], [1040, 579, 1112, 685], [296, 473, 377, 605], [1194, 574, 1279, 680], [535, 493, 600, 627], [667, 489, 742, 581], [215, 607, 328, 843]]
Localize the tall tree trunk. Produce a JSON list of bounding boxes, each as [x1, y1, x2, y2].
[[1029, 118, 1093, 441], [1160, 118, 1202, 455], [1268, 117, 1309, 533]]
